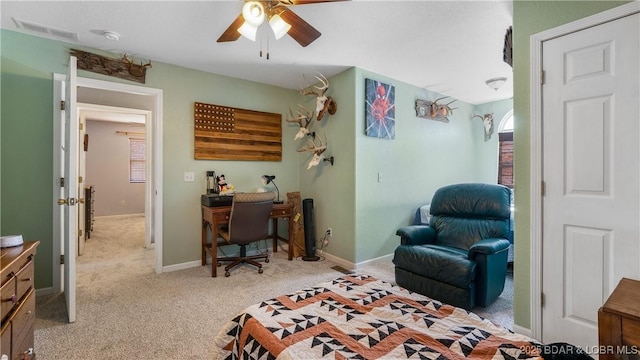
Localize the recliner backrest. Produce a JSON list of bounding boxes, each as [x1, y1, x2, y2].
[[227, 192, 275, 244], [429, 183, 511, 250]]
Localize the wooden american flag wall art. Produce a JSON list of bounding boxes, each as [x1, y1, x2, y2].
[[194, 102, 282, 161]]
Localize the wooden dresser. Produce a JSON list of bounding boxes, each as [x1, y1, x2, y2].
[[1, 241, 39, 360], [599, 277, 640, 360]]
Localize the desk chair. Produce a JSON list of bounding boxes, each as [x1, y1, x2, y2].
[[214, 192, 275, 277]]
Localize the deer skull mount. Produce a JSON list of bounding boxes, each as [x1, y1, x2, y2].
[[297, 133, 333, 169], [286, 105, 313, 141], [472, 113, 495, 142], [301, 73, 337, 121]]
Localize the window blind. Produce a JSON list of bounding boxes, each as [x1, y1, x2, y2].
[[129, 138, 145, 183]]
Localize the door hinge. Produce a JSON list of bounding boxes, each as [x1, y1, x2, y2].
[[60, 254, 65, 264], [79, 176, 83, 183], [78, 229, 83, 237], [60, 177, 65, 187], [541, 292, 545, 307], [541, 181, 546, 196], [60, 100, 66, 111], [541, 70, 546, 85], [79, 123, 84, 131]]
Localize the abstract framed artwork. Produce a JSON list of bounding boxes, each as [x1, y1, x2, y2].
[[365, 78, 395, 139]]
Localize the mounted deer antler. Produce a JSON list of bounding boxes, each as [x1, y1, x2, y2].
[[121, 54, 152, 77], [300, 73, 337, 121], [472, 113, 495, 141], [286, 105, 313, 141], [297, 133, 327, 169], [429, 97, 457, 118]]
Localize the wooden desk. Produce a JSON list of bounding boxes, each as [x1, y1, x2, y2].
[[599, 278, 640, 360], [201, 202, 294, 277]]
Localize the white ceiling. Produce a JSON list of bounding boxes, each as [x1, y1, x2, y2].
[[1, 0, 513, 105]]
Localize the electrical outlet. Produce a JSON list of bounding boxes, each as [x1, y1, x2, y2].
[[327, 228, 333, 237], [184, 172, 195, 182]]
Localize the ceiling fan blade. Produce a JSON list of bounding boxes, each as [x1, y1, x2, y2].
[[217, 14, 244, 42], [279, 8, 321, 47]]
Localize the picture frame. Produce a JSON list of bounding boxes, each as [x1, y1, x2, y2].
[[365, 78, 395, 139]]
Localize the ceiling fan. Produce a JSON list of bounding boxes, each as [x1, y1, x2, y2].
[[217, 0, 347, 47]]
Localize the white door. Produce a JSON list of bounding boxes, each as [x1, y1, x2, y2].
[[542, 13, 640, 347], [61, 56, 79, 323], [78, 112, 87, 256]]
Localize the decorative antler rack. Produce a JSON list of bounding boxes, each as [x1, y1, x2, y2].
[[71, 49, 152, 83], [289, 73, 337, 169]]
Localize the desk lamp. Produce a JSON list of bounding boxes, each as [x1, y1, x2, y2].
[[261, 175, 283, 204]]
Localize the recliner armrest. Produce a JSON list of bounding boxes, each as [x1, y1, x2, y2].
[[468, 238, 511, 257], [396, 225, 437, 245]]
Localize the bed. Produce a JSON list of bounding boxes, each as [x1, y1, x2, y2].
[[213, 274, 544, 359]]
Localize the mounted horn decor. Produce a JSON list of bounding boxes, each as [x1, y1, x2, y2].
[[472, 113, 495, 141], [71, 49, 152, 83], [415, 96, 457, 123], [287, 73, 337, 170], [297, 132, 333, 170], [300, 73, 337, 121]]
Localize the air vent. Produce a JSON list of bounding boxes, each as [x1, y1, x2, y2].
[[12, 17, 79, 41]]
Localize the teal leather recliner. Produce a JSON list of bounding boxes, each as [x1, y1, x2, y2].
[[393, 183, 511, 309]]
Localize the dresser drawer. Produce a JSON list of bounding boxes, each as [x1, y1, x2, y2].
[[1, 277, 16, 322], [12, 289, 35, 351], [13, 322, 34, 360], [622, 317, 640, 347], [15, 260, 33, 302], [1, 321, 11, 359]]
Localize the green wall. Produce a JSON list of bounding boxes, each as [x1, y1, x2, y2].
[[511, 0, 632, 330], [2, 28, 504, 292], [351, 68, 504, 264], [1, 29, 300, 288]]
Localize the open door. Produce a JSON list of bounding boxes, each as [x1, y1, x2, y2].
[[60, 56, 78, 323]]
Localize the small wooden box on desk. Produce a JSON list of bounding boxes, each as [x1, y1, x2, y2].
[[1, 241, 39, 360], [599, 278, 640, 360]]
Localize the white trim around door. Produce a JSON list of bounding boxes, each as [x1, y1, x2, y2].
[[529, 1, 640, 341]]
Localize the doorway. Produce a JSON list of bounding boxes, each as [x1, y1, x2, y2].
[[530, 2, 640, 345], [80, 103, 150, 259], [52, 76, 164, 298]]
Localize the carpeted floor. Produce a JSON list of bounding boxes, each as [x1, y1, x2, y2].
[[34, 215, 513, 359]]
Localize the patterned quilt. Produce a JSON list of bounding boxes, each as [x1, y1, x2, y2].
[[213, 275, 543, 359]]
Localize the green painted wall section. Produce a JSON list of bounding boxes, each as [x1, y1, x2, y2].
[[1, 29, 300, 289], [511, 0, 632, 331], [2, 28, 508, 293], [352, 68, 504, 264], [298, 68, 358, 263]]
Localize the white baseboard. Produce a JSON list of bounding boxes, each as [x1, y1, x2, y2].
[[512, 324, 533, 338], [95, 213, 144, 219], [318, 250, 354, 269], [36, 287, 55, 297], [162, 260, 201, 273], [355, 253, 393, 269], [162, 249, 390, 275]]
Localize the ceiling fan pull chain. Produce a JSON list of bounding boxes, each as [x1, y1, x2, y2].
[[267, 36, 270, 60], [259, 37, 263, 58]]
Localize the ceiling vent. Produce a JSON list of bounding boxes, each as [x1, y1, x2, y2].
[[12, 17, 79, 41]]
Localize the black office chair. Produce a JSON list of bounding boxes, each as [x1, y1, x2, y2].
[[215, 192, 275, 277]]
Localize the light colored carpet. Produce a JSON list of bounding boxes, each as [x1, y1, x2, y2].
[[34, 215, 513, 359]]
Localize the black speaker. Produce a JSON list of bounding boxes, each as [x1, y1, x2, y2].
[[302, 198, 319, 261]]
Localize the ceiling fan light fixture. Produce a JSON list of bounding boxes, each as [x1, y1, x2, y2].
[[485, 77, 507, 91], [242, 1, 265, 26], [238, 22, 259, 41], [269, 14, 291, 40]]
